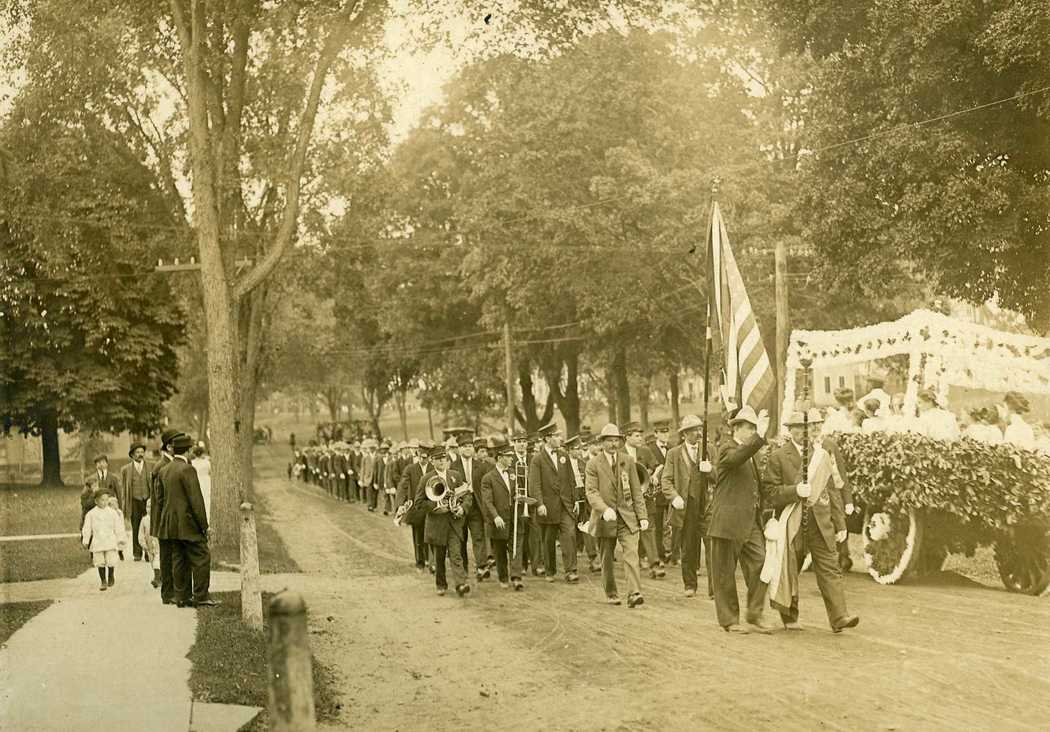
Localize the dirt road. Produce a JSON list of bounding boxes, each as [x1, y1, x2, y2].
[[254, 448, 1050, 731]]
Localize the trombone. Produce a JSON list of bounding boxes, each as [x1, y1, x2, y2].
[[511, 460, 537, 558]]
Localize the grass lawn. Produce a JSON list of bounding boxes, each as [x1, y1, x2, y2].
[[0, 600, 53, 648], [188, 591, 340, 731], [210, 490, 300, 575], [0, 482, 88, 583]]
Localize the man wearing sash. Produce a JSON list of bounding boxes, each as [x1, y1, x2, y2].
[[479, 443, 525, 590], [763, 409, 859, 633], [529, 422, 579, 583]]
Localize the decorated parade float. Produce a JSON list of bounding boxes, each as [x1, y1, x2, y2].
[[781, 309, 1050, 595]]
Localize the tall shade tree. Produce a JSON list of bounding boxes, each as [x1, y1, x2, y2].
[[0, 112, 183, 485], [759, 0, 1050, 333]]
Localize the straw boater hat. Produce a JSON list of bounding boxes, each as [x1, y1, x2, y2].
[[783, 408, 824, 427], [597, 423, 624, 440], [678, 414, 703, 434], [729, 406, 760, 427]]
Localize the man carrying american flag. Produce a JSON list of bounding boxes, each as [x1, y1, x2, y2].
[[702, 201, 777, 634]]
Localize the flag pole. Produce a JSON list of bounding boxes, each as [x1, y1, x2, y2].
[[700, 179, 719, 463]]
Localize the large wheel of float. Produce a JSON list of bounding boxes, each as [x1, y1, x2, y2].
[[862, 507, 925, 584], [994, 527, 1050, 596]]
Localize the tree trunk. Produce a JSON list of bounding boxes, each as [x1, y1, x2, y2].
[[562, 353, 581, 435], [637, 374, 651, 430], [395, 389, 409, 440], [669, 367, 681, 428], [39, 409, 63, 486], [612, 346, 631, 425], [604, 368, 617, 423], [426, 404, 434, 440]]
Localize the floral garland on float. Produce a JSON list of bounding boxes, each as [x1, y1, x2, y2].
[[836, 431, 1050, 593]]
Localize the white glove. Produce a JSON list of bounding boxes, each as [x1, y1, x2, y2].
[[835, 529, 848, 543], [340, 473, 346, 479], [494, 516, 505, 530], [639, 519, 649, 531], [537, 504, 547, 517], [602, 507, 616, 522], [845, 503, 855, 516], [796, 482, 811, 499], [698, 460, 712, 474], [671, 495, 686, 511], [756, 409, 770, 436]]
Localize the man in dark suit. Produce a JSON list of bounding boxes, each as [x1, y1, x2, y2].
[[511, 432, 543, 576], [624, 422, 664, 579], [158, 432, 218, 608], [765, 410, 859, 633], [454, 435, 491, 582], [416, 446, 470, 596], [93, 455, 122, 511], [646, 419, 673, 565], [708, 406, 772, 634], [479, 443, 525, 590], [564, 435, 598, 572], [661, 414, 712, 598], [397, 441, 431, 571], [120, 443, 153, 561], [528, 422, 579, 583], [150, 429, 179, 604]]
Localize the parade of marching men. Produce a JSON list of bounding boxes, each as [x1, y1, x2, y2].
[[5, 1, 1050, 729]]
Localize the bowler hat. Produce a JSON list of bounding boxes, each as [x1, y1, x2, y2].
[[160, 428, 180, 447], [597, 423, 624, 440], [128, 442, 146, 458], [170, 433, 195, 451]]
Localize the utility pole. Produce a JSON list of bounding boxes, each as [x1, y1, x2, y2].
[[774, 239, 789, 424], [503, 314, 515, 434]]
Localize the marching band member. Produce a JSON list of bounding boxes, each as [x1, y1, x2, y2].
[[511, 432, 544, 577], [528, 422, 579, 584], [763, 410, 859, 633], [661, 414, 711, 599], [416, 446, 471, 597], [584, 424, 648, 608], [479, 442, 525, 590], [455, 435, 491, 582], [624, 422, 664, 579], [474, 436, 496, 569], [397, 440, 432, 571], [708, 406, 773, 634]]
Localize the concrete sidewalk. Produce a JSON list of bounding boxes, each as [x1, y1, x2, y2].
[[0, 562, 263, 731]]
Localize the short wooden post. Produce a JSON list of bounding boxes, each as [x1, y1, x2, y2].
[[240, 502, 263, 630], [267, 591, 316, 731]]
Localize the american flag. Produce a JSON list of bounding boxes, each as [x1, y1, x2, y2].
[[706, 202, 776, 423]]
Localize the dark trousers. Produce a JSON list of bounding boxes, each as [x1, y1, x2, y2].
[[158, 538, 175, 602], [710, 525, 767, 628], [461, 511, 486, 573], [680, 495, 704, 591], [433, 541, 466, 591], [539, 511, 577, 577], [649, 501, 668, 563], [780, 514, 849, 627], [491, 530, 526, 582], [411, 522, 428, 567], [130, 498, 148, 559], [171, 539, 211, 604]]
